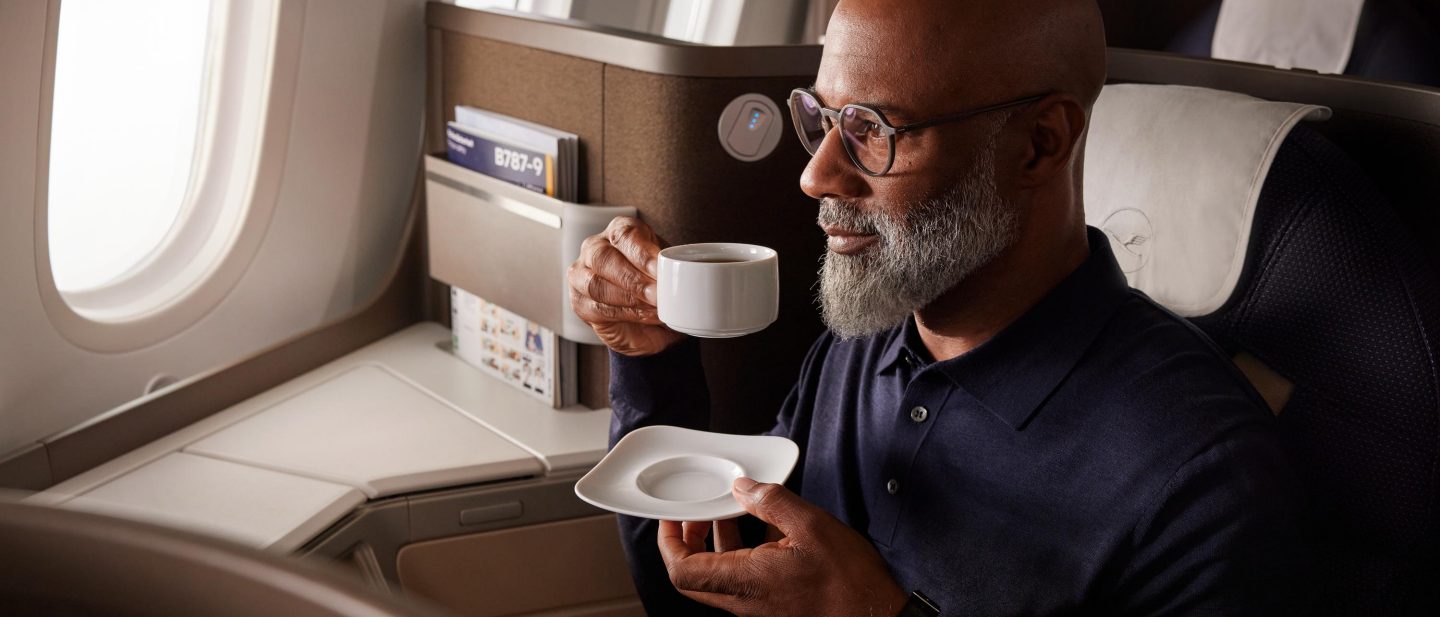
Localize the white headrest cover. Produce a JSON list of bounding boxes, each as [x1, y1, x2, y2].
[[1083, 84, 1330, 317], [1213, 0, 1366, 74]]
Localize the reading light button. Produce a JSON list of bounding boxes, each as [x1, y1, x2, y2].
[[718, 93, 784, 162]]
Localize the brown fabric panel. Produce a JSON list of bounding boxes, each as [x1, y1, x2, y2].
[[425, 29, 448, 157], [439, 33, 613, 407], [396, 514, 638, 617], [440, 34, 605, 204], [576, 343, 611, 410], [603, 66, 825, 435], [0, 443, 51, 492]]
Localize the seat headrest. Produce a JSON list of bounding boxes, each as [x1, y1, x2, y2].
[[1213, 0, 1366, 74], [1083, 83, 1330, 317]]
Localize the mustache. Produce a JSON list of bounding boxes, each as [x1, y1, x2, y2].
[[816, 198, 882, 235]]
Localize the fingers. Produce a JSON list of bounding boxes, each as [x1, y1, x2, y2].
[[663, 546, 756, 598], [714, 519, 743, 552], [732, 477, 823, 542], [569, 216, 662, 322], [567, 255, 654, 310], [672, 520, 740, 554], [659, 520, 752, 596], [764, 523, 786, 544], [604, 216, 663, 278], [682, 521, 711, 554], [568, 287, 665, 326]]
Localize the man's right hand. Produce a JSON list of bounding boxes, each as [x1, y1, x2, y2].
[[569, 216, 686, 356]]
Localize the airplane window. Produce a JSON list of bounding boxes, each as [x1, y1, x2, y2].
[[47, 0, 214, 292]]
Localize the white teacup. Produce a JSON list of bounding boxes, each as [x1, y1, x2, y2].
[[657, 243, 779, 338]]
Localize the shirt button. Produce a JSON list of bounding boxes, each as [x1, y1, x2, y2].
[[909, 406, 929, 423], [886, 478, 900, 495]]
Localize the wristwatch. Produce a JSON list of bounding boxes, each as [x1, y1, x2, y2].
[[898, 590, 940, 616]]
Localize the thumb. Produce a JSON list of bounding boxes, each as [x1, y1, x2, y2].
[[732, 476, 821, 540]]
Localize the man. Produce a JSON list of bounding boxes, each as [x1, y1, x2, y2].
[[568, 0, 1308, 614]]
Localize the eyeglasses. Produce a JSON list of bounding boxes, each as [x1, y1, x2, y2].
[[787, 88, 1047, 176]]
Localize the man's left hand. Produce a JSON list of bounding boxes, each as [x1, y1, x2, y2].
[[658, 477, 908, 617]]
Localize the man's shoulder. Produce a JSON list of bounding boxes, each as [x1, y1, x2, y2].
[[1076, 289, 1275, 444], [1099, 290, 1257, 392]]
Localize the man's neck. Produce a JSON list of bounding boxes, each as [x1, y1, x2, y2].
[[915, 225, 1090, 362]]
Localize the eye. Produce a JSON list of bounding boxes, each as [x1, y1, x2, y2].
[[859, 120, 886, 141]]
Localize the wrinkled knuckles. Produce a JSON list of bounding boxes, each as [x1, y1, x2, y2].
[[606, 216, 640, 243], [579, 234, 607, 261], [583, 272, 607, 306]]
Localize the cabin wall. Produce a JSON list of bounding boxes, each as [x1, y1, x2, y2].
[[0, 0, 427, 459], [430, 22, 825, 434]]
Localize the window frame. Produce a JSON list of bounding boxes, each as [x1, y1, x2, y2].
[[35, 0, 305, 351]]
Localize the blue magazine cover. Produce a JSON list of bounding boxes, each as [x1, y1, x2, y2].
[[445, 122, 555, 196]]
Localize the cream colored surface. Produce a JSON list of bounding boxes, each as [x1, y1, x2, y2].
[[61, 452, 363, 552], [0, 0, 426, 458], [1213, 0, 1366, 74], [397, 514, 642, 617], [186, 364, 543, 498], [31, 323, 610, 505], [424, 155, 635, 345], [1083, 84, 1328, 317]]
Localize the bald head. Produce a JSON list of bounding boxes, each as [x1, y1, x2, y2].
[[803, 0, 1108, 340], [823, 0, 1107, 115]]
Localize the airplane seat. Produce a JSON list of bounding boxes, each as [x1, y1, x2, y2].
[[1163, 0, 1440, 87], [1085, 84, 1440, 615]]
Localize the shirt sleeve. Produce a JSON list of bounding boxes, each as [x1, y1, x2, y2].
[[607, 339, 722, 615], [608, 337, 712, 445], [1103, 427, 1313, 616]]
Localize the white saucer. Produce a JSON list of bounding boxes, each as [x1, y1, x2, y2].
[[574, 425, 799, 521]]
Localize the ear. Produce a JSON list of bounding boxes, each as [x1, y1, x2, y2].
[[1013, 94, 1087, 189]]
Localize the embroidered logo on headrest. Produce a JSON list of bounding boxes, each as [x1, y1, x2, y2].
[[1101, 209, 1154, 274]]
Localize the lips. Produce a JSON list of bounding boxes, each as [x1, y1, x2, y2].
[[821, 224, 879, 255]]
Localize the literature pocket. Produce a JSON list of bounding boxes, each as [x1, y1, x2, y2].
[[425, 154, 634, 345]]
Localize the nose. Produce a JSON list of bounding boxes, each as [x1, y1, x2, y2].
[[799, 127, 869, 201]]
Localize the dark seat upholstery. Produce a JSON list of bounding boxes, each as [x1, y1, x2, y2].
[[1189, 125, 1440, 615]]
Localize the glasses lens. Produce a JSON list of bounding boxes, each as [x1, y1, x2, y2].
[[839, 106, 891, 175], [788, 90, 828, 155]]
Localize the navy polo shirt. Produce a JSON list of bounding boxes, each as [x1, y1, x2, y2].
[[609, 227, 1309, 615]]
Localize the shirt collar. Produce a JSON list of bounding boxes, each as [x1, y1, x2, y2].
[[877, 226, 1132, 430]]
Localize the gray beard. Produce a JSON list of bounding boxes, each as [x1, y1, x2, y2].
[[817, 148, 1019, 340]]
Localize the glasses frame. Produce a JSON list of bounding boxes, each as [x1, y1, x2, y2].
[[788, 88, 1048, 176]]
